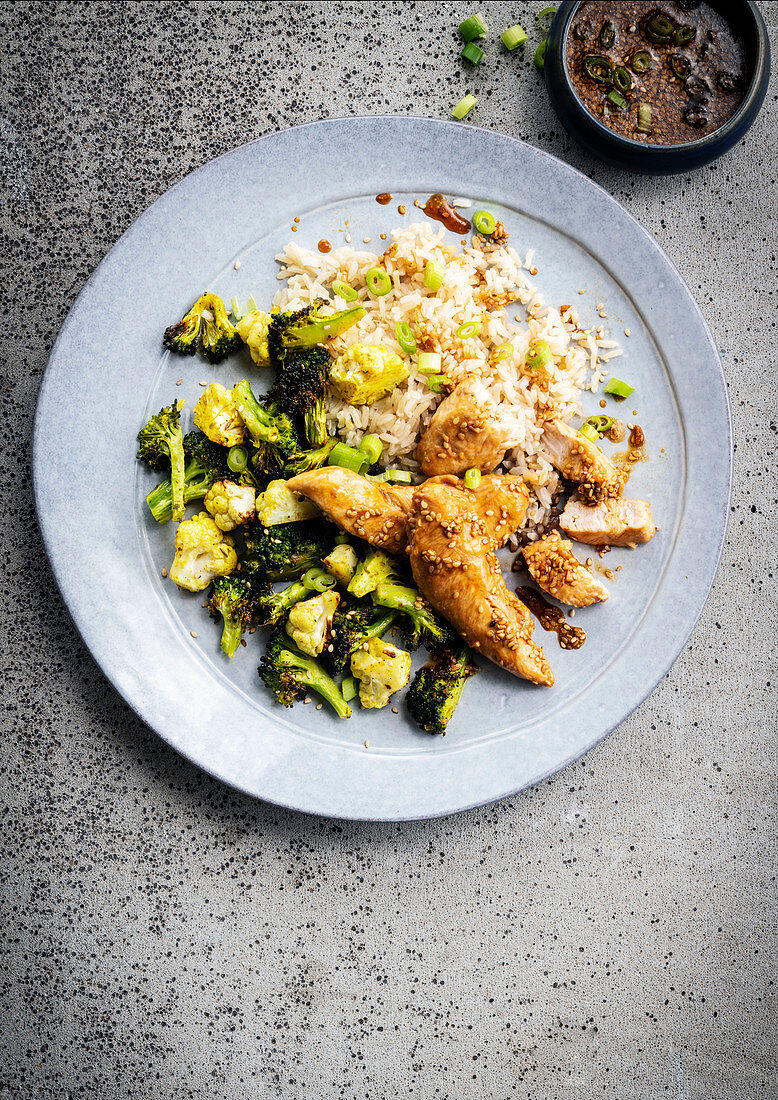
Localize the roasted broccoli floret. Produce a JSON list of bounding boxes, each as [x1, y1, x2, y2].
[[204, 479, 256, 531], [329, 343, 409, 406], [251, 577, 310, 627], [208, 573, 259, 658], [163, 293, 241, 363], [235, 310, 273, 368], [268, 302, 365, 368], [322, 598, 399, 677], [145, 429, 230, 524], [242, 518, 334, 581], [273, 346, 330, 448], [348, 548, 404, 599], [285, 590, 340, 656], [350, 636, 411, 709], [232, 380, 299, 456], [259, 630, 352, 718], [405, 644, 477, 735], [169, 512, 237, 592], [282, 437, 338, 477], [255, 479, 321, 526], [137, 400, 187, 522], [193, 382, 245, 447], [371, 583, 457, 650]]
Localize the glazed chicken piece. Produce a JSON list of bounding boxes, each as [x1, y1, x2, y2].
[[408, 477, 554, 686], [286, 467, 413, 554], [559, 497, 656, 548], [522, 529, 609, 607], [542, 418, 625, 504], [472, 473, 530, 547], [417, 376, 510, 477]]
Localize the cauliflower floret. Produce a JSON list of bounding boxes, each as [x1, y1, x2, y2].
[[256, 479, 320, 526], [285, 590, 340, 657], [350, 637, 411, 709], [322, 543, 358, 586], [204, 479, 256, 531], [193, 382, 245, 447], [169, 512, 237, 592], [329, 343, 409, 406], [236, 309, 272, 368]]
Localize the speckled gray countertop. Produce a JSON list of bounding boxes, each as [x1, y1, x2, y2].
[[2, 2, 776, 1096]]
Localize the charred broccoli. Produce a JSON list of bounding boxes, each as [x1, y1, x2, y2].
[[348, 549, 404, 599], [145, 429, 230, 525], [405, 644, 477, 735], [275, 346, 330, 448], [251, 577, 310, 627], [371, 583, 457, 650], [242, 517, 334, 581], [208, 574, 259, 658], [163, 293, 241, 363], [268, 302, 364, 368], [231, 379, 300, 479], [259, 630, 352, 718], [321, 598, 399, 677], [137, 400, 187, 522], [282, 437, 338, 477]]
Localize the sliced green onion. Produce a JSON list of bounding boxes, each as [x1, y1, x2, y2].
[[426, 374, 451, 393], [303, 567, 337, 592], [452, 94, 478, 120], [472, 209, 496, 235], [612, 66, 633, 94], [332, 280, 358, 302], [598, 20, 615, 48], [603, 377, 635, 399], [525, 340, 552, 371], [637, 103, 653, 133], [579, 423, 599, 443], [227, 445, 248, 474], [334, 532, 351, 545], [424, 261, 444, 291], [534, 39, 547, 70], [459, 12, 488, 40], [629, 49, 653, 74], [461, 41, 484, 66], [358, 433, 383, 465], [417, 351, 442, 374], [673, 23, 696, 47], [607, 89, 627, 110], [395, 320, 417, 355], [583, 54, 612, 84], [493, 342, 514, 362], [245, 295, 258, 313], [384, 469, 413, 484], [538, 6, 557, 32], [501, 24, 527, 50], [464, 468, 482, 490], [456, 321, 482, 339], [585, 414, 614, 435], [230, 297, 244, 322], [328, 441, 369, 473], [341, 675, 357, 703], [366, 267, 392, 297]]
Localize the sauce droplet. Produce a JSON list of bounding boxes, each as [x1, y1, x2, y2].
[[517, 586, 586, 650], [317, 239, 332, 253], [375, 193, 392, 205], [422, 192, 471, 234]]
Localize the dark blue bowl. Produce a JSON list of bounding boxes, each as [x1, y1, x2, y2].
[[544, 0, 770, 174]]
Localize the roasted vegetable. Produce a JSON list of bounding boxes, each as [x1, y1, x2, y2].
[[137, 400, 187, 522], [322, 598, 399, 677], [208, 573, 260, 658], [405, 644, 477, 734], [235, 309, 273, 368], [329, 343, 409, 405], [259, 630, 352, 717], [242, 518, 335, 582], [169, 512, 237, 592], [350, 636, 411, 709], [145, 429, 229, 525], [371, 582, 457, 650], [285, 590, 340, 656], [255, 479, 320, 526], [204, 479, 256, 531], [164, 293, 241, 363], [193, 383, 245, 447]]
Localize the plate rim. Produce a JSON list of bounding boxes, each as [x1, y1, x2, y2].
[[33, 115, 732, 820]]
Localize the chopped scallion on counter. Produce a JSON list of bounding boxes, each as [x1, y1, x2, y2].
[[366, 267, 392, 297], [328, 441, 369, 473], [358, 433, 383, 465], [604, 377, 635, 399], [423, 261, 444, 291], [472, 209, 496, 235], [456, 320, 482, 339], [332, 280, 358, 302], [461, 41, 484, 66], [538, 6, 557, 32], [578, 423, 600, 443], [501, 24, 527, 50], [534, 39, 547, 69], [417, 351, 442, 374], [227, 445, 248, 474], [426, 374, 452, 393], [452, 94, 478, 120], [395, 320, 417, 355], [459, 12, 488, 40], [464, 467, 482, 489], [525, 340, 552, 371]]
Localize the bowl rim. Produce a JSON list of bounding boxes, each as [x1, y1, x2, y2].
[[556, 0, 769, 153]]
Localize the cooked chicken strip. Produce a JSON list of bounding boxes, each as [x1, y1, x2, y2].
[[560, 497, 656, 547], [522, 529, 609, 607], [286, 467, 413, 554], [542, 418, 625, 503], [472, 473, 529, 547], [417, 376, 510, 477], [408, 478, 554, 686]]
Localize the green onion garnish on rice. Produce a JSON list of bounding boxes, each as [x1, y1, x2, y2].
[[604, 377, 635, 399], [358, 433, 383, 465], [525, 340, 552, 371], [395, 320, 417, 355], [417, 351, 442, 374], [366, 267, 392, 297], [456, 321, 482, 339], [459, 12, 488, 40], [501, 24, 527, 50], [328, 441, 369, 474], [384, 469, 412, 484], [426, 374, 452, 393], [493, 342, 513, 362], [451, 94, 478, 120], [424, 261, 444, 291], [332, 280, 358, 302]]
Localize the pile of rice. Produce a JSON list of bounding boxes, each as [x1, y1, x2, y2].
[[274, 220, 622, 537]]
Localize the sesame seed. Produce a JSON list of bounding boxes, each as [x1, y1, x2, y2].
[[199, 380, 208, 386], [363, 237, 372, 243], [624, 328, 630, 336], [345, 233, 352, 242], [175, 378, 183, 386], [303, 697, 311, 704], [161, 568, 167, 578], [316, 703, 323, 711], [233, 260, 241, 270], [190, 631, 198, 638], [364, 739, 370, 748], [578, 288, 586, 294], [392, 706, 398, 714]]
